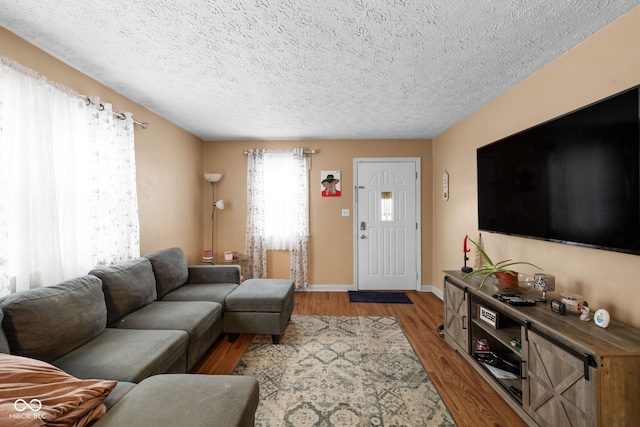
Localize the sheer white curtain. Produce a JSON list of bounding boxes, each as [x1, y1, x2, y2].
[[0, 58, 139, 296], [286, 149, 310, 287], [244, 150, 268, 280], [85, 99, 140, 266], [244, 148, 309, 287]]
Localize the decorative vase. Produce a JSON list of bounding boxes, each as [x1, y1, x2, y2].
[[495, 272, 519, 289]]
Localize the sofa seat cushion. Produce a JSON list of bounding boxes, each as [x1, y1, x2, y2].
[[52, 328, 189, 383], [0, 353, 117, 427], [93, 374, 259, 427], [144, 247, 189, 299], [102, 381, 136, 411], [108, 301, 222, 344], [0, 275, 106, 361], [161, 283, 239, 307], [90, 258, 158, 325], [109, 300, 224, 371], [225, 279, 294, 312]]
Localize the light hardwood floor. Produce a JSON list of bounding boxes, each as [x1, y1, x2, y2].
[[192, 291, 528, 427]]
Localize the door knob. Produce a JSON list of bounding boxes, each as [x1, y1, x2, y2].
[[360, 234, 366, 239]]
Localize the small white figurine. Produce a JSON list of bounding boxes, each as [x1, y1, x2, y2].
[[579, 301, 590, 322]]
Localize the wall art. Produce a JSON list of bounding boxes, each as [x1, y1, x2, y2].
[[321, 170, 341, 197]]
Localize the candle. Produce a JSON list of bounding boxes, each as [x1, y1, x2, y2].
[[464, 235, 469, 253]]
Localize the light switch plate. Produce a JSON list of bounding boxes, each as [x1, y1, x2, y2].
[[342, 209, 350, 217]]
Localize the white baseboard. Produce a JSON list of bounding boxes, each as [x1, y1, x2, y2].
[[296, 284, 356, 292], [296, 284, 443, 300], [421, 285, 444, 300]]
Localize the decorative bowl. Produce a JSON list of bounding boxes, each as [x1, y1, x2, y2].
[[495, 273, 534, 293]]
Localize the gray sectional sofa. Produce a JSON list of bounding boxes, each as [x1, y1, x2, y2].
[[0, 247, 261, 427], [89, 257, 226, 371]]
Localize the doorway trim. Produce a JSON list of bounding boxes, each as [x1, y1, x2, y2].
[[353, 157, 421, 291]]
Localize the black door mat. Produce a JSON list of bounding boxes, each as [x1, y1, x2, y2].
[[348, 291, 413, 304]]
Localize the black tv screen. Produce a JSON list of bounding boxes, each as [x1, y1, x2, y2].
[[477, 86, 640, 255]]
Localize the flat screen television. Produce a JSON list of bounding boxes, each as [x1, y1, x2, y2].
[[477, 85, 640, 255]]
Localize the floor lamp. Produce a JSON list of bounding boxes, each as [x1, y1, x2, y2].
[[204, 173, 224, 260]]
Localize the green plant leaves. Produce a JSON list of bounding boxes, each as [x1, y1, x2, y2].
[[463, 237, 541, 288]]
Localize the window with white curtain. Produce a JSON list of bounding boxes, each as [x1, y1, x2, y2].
[[0, 57, 140, 296], [245, 148, 309, 287], [263, 151, 309, 250]]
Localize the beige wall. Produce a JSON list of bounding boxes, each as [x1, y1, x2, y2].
[[204, 139, 432, 285], [3, 5, 640, 330], [433, 6, 640, 328], [0, 28, 206, 264]]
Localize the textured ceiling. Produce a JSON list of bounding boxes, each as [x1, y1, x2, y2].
[[0, 1, 637, 140]]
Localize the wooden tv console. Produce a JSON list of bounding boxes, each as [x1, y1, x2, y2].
[[443, 271, 640, 427]]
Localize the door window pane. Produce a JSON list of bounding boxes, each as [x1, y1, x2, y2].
[[381, 191, 393, 222]]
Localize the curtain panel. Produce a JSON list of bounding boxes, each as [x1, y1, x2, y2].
[[244, 148, 309, 287], [244, 149, 268, 279], [0, 58, 139, 296]]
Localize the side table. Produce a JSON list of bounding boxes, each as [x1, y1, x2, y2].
[[202, 254, 250, 280]]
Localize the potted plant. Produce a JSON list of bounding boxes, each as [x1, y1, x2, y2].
[[463, 237, 541, 289]]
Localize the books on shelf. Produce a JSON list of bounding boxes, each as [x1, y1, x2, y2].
[[482, 362, 518, 379]]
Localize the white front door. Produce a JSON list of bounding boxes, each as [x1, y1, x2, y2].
[[354, 158, 420, 290]]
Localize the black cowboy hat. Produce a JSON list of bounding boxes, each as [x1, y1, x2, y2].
[[322, 174, 338, 184]]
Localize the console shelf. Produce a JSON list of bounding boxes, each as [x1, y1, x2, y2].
[[443, 270, 640, 427], [471, 314, 522, 357]]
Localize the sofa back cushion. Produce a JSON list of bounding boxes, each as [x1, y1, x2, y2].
[[0, 309, 10, 354], [144, 247, 189, 299], [0, 275, 106, 361], [89, 258, 157, 325]]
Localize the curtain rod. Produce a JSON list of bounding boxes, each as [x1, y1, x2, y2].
[[84, 97, 149, 129], [1, 58, 148, 129], [243, 149, 317, 155]]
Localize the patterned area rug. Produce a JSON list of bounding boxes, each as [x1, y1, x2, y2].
[[233, 315, 456, 426]]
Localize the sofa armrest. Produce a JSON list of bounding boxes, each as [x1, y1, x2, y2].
[[187, 265, 241, 285], [0, 309, 11, 354], [94, 374, 259, 427]]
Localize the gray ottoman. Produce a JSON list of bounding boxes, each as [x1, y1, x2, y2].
[[223, 279, 294, 344]]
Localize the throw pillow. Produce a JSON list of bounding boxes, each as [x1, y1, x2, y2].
[[0, 354, 117, 427]]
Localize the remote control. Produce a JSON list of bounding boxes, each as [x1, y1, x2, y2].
[[493, 293, 519, 302], [508, 299, 536, 306], [493, 293, 535, 305], [493, 293, 519, 298]]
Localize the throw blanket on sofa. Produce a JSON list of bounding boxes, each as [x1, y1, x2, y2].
[[0, 354, 116, 427]]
